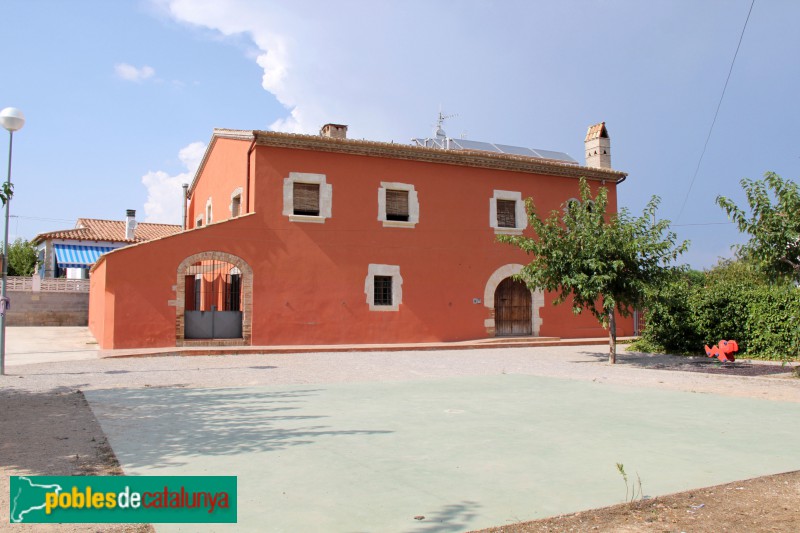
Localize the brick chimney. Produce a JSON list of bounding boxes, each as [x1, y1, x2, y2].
[[320, 123, 348, 139], [125, 209, 137, 240], [584, 122, 611, 169]]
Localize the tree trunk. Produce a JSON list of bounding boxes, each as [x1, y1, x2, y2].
[[608, 309, 617, 364]]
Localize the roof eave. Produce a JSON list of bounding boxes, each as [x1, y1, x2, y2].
[[252, 130, 627, 182]]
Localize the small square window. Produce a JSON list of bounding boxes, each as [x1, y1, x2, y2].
[[378, 183, 418, 228], [293, 182, 320, 216], [496, 199, 517, 228], [373, 276, 393, 306], [491, 190, 526, 235], [385, 190, 410, 222], [284, 173, 331, 223], [366, 264, 402, 311]]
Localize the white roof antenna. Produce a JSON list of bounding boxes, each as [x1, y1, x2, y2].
[[434, 107, 457, 139]]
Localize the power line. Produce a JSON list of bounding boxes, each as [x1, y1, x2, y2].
[[673, 221, 735, 227], [9, 215, 74, 222], [676, 0, 755, 222]]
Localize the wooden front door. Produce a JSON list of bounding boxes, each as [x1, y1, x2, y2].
[[494, 278, 532, 336]]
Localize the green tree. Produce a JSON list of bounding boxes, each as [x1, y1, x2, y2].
[[716, 172, 800, 282], [500, 179, 688, 363], [5, 238, 38, 276], [0, 182, 12, 206]]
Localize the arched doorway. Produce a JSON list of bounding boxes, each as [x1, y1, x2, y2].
[[176, 251, 252, 345], [494, 278, 532, 336], [483, 264, 543, 337]]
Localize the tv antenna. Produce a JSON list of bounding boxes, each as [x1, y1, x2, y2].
[[434, 107, 458, 138]]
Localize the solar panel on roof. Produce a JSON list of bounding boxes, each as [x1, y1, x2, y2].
[[493, 143, 537, 157], [413, 135, 577, 164], [447, 139, 490, 151], [531, 149, 578, 163]]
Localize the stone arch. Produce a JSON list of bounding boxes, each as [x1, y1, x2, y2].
[[175, 251, 253, 346], [483, 264, 544, 336]]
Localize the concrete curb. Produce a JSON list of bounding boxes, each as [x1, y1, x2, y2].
[[99, 336, 638, 359]]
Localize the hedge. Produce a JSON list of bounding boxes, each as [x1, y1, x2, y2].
[[637, 262, 799, 359]]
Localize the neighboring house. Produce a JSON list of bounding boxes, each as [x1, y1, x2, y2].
[[33, 211, 181, 279], [89, 121, 633, 349]]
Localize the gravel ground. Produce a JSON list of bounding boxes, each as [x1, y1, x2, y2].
[[2, 346, 799, 403], [0, 389, 151, 533]]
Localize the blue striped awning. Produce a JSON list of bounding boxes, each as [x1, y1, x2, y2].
[[53, 244, 115, 268]]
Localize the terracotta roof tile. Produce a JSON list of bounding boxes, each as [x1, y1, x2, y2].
[[584, 122, 609, 142], [191, 128, 627, 195], [34, 218, 181, 244]]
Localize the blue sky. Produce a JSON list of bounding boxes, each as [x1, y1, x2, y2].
[[2, 0, 798, 269]]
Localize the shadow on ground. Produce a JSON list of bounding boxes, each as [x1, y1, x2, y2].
[[87, 387, 394, 470], [575, 349, 798, 377], [405, 500, 481, 533]]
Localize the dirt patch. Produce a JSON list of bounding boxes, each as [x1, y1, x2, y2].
[[0, 387, 151, 532], [474, 470, 800, 532]]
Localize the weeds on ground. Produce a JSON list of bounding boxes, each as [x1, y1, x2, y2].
[[616, 463, 643, 502]]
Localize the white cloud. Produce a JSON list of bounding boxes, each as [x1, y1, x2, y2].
[[158, 0, 447, 139], [142, 142, 206, 224], [115, 63, 156, 82]]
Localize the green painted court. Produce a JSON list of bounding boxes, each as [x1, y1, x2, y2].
[[86, 374, 800, 532]]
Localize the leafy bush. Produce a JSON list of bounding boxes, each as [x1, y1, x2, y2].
[[746, 286, 800, 360], [636, 260, 799, 359], [635, 270, 701, 354], [689, 260, 766, 353]]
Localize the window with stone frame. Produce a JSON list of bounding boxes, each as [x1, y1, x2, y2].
[[365, 264, 402, 311], [490, 190, 527, 235], [378, 182, 418, 228], [283, 172, 332, 223]]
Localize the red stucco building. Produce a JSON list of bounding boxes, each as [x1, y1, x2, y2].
[[89, 122, 633, 349]]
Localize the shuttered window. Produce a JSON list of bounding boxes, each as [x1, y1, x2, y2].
[[386, 190, 410, 221], [373, 276, 393, 306], [293, 183, 320, 216], [496, 199, 517, 228]]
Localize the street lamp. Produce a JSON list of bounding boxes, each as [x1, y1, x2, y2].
[[0, 107, 25, 376]]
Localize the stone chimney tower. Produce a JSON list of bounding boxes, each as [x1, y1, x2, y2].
[[125, 209, 137, 240], [320, 123, 348, 139], [584, 122, 611, 169]]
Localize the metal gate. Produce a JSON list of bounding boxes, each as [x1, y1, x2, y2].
[[494, 278, 532, 336], [183, 259, 243, 339]]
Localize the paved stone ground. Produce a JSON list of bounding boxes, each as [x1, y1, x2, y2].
[[4, 327, 99, 367]]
